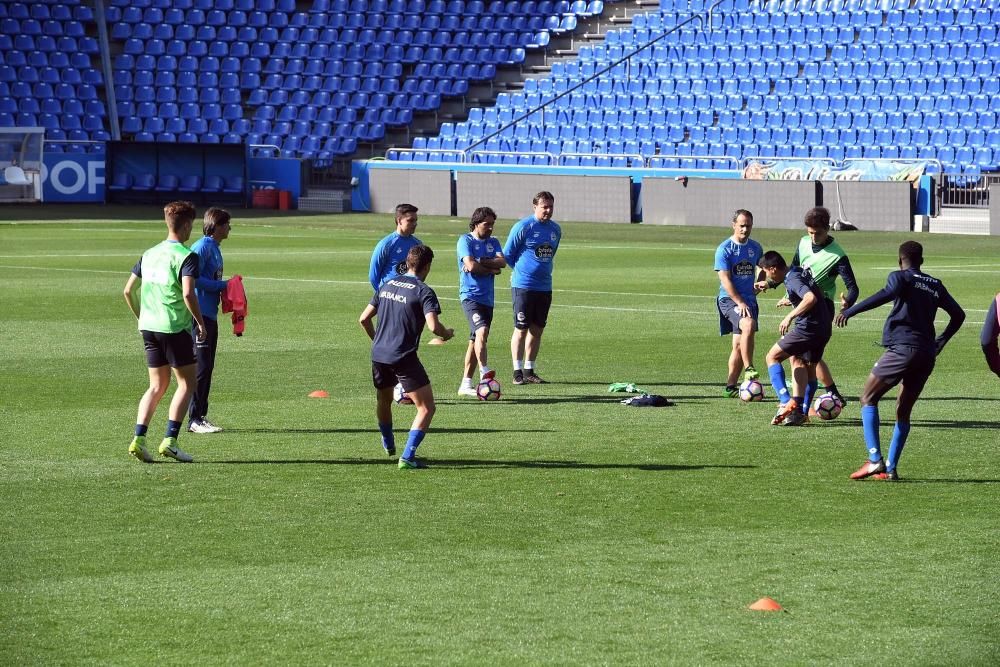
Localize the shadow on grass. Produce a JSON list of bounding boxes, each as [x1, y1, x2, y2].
[[836, 418, 998, 430], [226, 426, 556, 435], [892, 478, 1000, 484], [207, 458, 757, 471]]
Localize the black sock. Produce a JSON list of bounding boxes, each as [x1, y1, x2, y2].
[[166, 420, 181, 439]]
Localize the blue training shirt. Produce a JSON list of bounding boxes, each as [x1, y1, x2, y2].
[[503, 216, 561, 291], [369, 232, 422, 291], [841, 268, 965, 351], [369, 274, 441, 364], [457, 232, 503, 306], [190, 235, 227, 320], [714, 237, 763, 302]]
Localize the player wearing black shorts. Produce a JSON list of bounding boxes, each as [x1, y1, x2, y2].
[[123, 201, 207, 464], [359, 245, 454, 469], [759, 250, 832, 426], [836, 241, 965, 481]]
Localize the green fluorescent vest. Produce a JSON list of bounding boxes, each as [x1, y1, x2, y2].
[[138, 240, 194, 333], [796, 236, 846, 301]]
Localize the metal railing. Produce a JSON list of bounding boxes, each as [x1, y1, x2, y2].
[[463, 0, 728, 155], [938, 172, 998, 209]]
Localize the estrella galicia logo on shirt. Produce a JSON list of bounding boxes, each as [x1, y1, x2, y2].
[[534, 243, 555, 260], [395, 260, 407, 274], [734, 259, 755, 277]]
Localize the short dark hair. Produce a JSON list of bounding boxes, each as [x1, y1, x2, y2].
[[469, 206, 497, 231], [395, 203, 418, 220], [804, 206, 831, 230], [732, 209, 753, 223], [406, 244, 434, 273], [203, 207, 231, 236], [163, 201, 196, 232], [532, 191, 554, 206], [760, 250, 787, 270], [899, 240, 923, 267]]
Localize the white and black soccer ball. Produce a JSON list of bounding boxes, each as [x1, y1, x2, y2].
[[738, 379, 764, 402], [812, 392, 843, 420], [476, 378, 502, 401], [393, 383, 414, 405]]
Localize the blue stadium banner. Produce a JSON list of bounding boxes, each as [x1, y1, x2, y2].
[[743, 160, 930, 183], [42, 153, 105, 202]]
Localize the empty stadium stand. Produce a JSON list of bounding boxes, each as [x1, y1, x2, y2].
[[0, 0, 995, 180]]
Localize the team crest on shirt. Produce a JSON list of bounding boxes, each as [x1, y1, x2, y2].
[[550, 233, 556, 242]]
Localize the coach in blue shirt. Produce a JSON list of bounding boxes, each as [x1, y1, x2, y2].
[[369, 203, 422, 291], [188, 207, 232, 434], [503, 191, 561, 385]]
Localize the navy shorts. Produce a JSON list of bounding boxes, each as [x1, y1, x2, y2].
[[512, 287, 552, 330], [372, 353, 430, 393], [871, 345, 936, 392], [717, 297, 759, 336], [777, 326, 830, 364], [142, 329, 196, 368], [462, 299, 494, 340]]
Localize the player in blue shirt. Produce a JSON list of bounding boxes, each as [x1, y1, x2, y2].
[[359, 245, 455, 469], [983, 292, 1000, 378], [758, 251, 832, 426], [368, 203, 422, 291], [836, 241, 965, 481], [503, 191, 561, 385], [714, 209, 765, 397], [187, 207, 232, 434], [456, 206, 507, 396]]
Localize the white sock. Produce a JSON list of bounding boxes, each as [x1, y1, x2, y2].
[[461, 377, 473, 388], [525, 361, 535, 371], [513, 360, 523, 370], [479, 365, 492, 378]]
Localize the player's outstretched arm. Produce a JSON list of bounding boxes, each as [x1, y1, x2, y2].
[[424, 312, 453, 341], [182, 275, 207, 342], [358, 304, 377, 341], [934, 290, 966, 355], [123, 273, 141, 320]]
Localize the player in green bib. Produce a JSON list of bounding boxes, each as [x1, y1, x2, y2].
[[123, 201, 207, 464], [780, 207, 859, 411]]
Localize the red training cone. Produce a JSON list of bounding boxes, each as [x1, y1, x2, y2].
[[308, 390, 330, 398], [748, 597, 783, 612]]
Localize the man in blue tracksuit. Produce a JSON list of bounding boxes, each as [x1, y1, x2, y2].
[[188, 207, 232, 433], [503, 191, 561, 385]]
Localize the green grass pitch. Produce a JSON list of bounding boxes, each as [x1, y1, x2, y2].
[[2, 205, 998, 664]]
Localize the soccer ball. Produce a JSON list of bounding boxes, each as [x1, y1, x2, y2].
[[812, 392, 843, 420], [393, 383, 413, 405], [476, 378, 502, 401], [738, 379, 764, 402]]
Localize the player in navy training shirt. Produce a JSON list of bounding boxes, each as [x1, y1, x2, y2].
[[983, 292, 1000, 378], [836, 241, 965, 481], [759, 251, 832, 426], [359, 245, 454, 469]]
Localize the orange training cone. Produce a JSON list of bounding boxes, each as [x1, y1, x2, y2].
[[308, 390, 330, 398], [748, 597, 783, 612]]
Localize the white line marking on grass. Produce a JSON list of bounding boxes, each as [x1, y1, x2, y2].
[[0, 250, 369, 259]]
